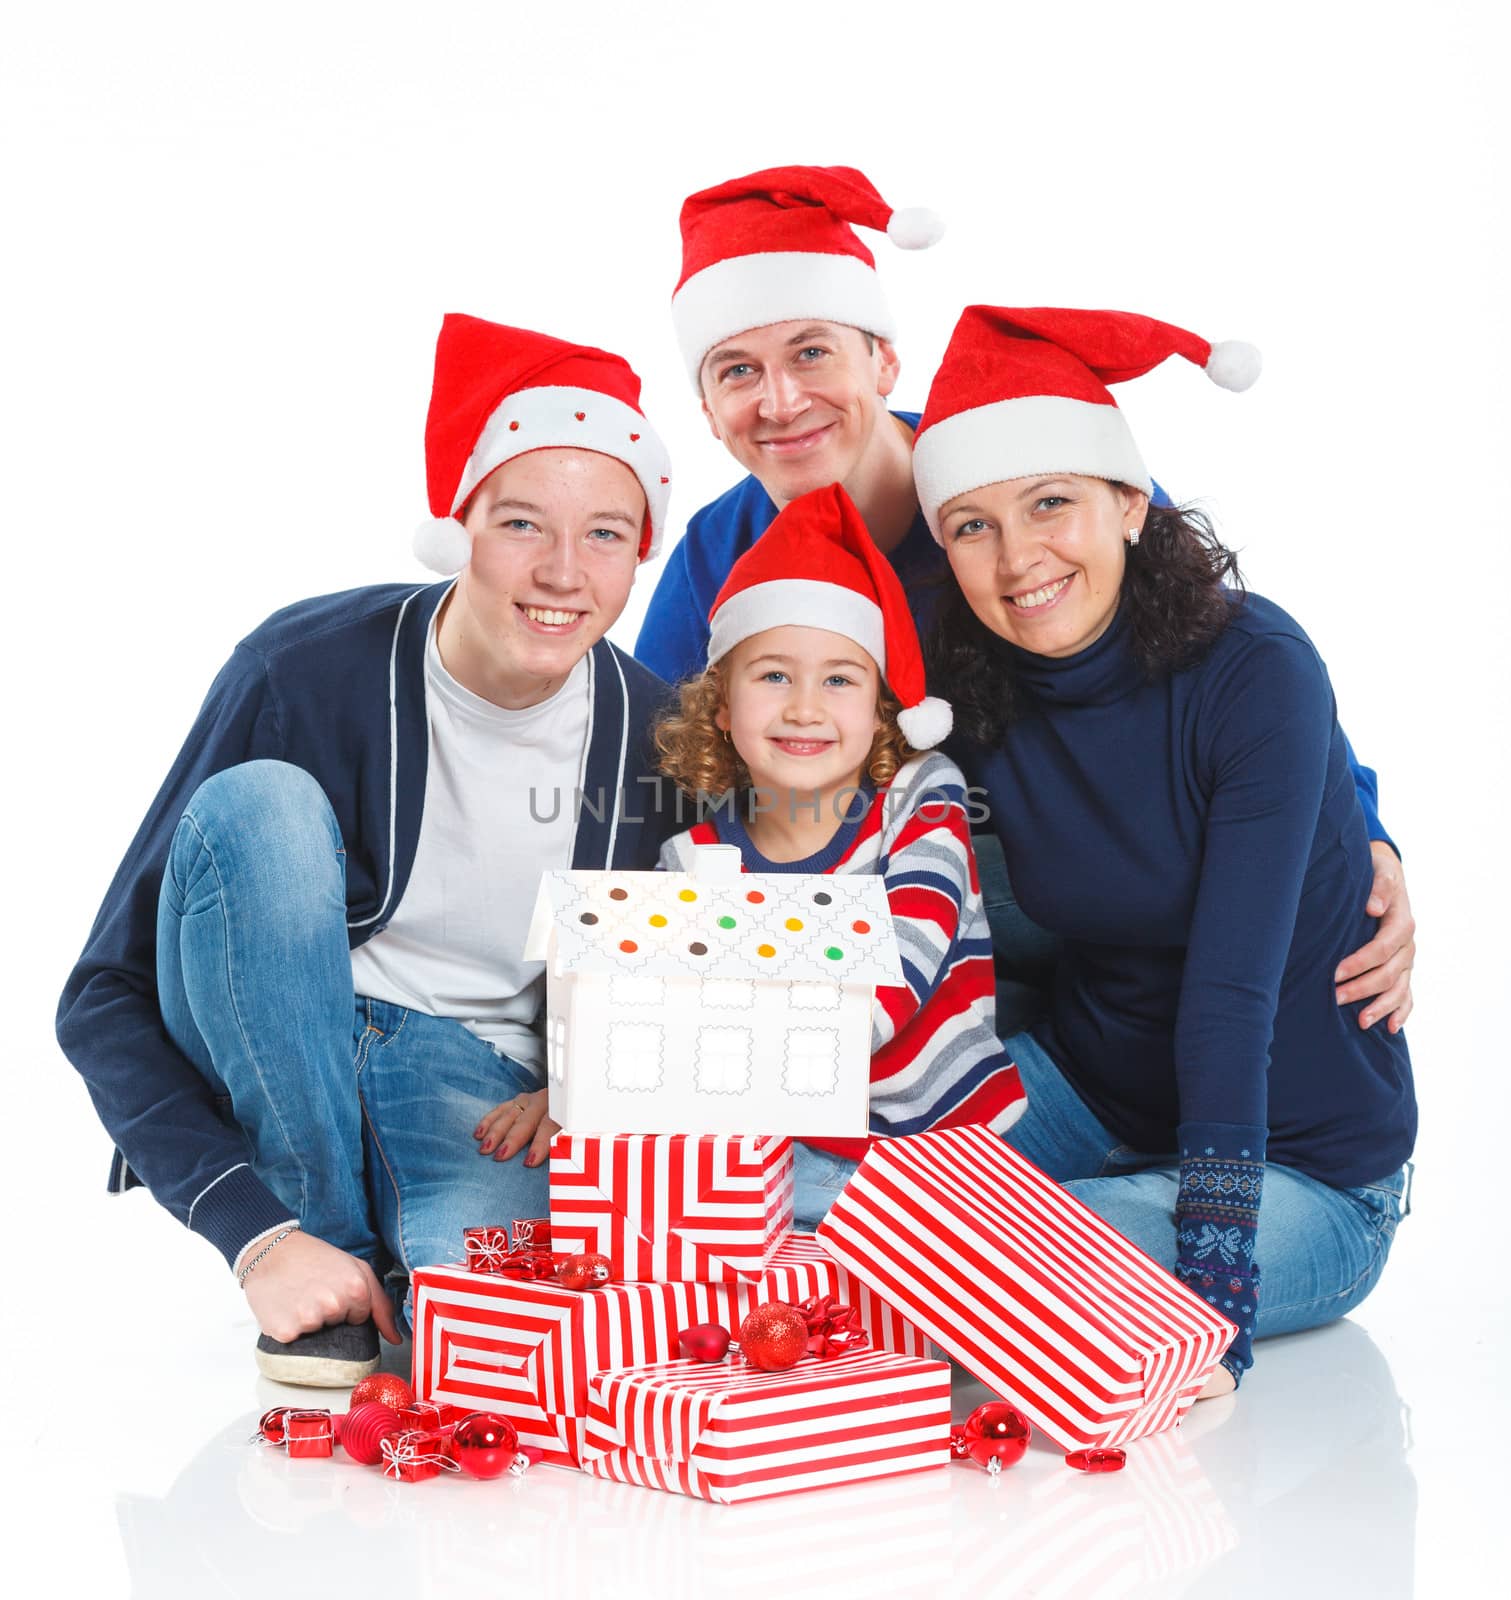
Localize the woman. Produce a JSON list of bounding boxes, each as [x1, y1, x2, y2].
[[910, 305, 1415, 1391]]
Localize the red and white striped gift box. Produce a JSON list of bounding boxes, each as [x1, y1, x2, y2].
[[578, 1351, 951, 1504], [815, 1126, 1236, 1449], [411, 1233, 932, 1467], [549, 1133, 794, 1282]]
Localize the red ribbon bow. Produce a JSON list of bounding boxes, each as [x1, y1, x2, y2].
[[798, 1294, 870, 1360]]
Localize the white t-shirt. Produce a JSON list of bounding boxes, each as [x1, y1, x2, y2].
[[348, 616, 588, 1070]]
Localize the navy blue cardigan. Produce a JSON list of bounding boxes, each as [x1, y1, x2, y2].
[[56, 581, 679, 1266]]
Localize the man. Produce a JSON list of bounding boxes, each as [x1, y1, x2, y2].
[[635, 164, 1416, 1033], [57, 316, 679, 1385]]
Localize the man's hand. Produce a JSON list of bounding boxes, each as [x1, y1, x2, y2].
[[1334, 840, 1416, 1033], [241, 1230, 402, 1345], [474, 1088, 559, 1168]]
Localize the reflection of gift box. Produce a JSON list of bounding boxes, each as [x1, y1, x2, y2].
[[283, 1410, 334, 1459], [411, 1233, 932, 1467], [578, 1351, 951, 1504], [549, 1133, 794, 1282], [816, 1126, 1236, 1449]]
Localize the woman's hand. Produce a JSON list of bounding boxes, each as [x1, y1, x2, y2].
[[474, 1088, 559, 1167], [1334, 841, 1416, 1032]]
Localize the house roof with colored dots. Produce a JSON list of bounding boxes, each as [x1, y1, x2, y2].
[[524, 869, 903, 985]]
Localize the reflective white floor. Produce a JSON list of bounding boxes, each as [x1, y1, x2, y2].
[[8, 1196, 1502, 1599]]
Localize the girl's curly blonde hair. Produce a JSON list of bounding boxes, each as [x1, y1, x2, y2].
[[654, 662, 918, 800]]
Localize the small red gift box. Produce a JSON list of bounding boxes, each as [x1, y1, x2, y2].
[[815, 1125, 1237, 1448], [379, 1428, 458, 1482], [463, 1225, 512, 1274], [549, 1133, 794, 1283], [579, 1351, 951, 1504], [512, 1217, 552, 1250], [284, 1409, 334, 1459], [397, 1401, 470, 1432]]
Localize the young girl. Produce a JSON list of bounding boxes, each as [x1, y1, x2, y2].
[[654, 482, 1024, 1223]]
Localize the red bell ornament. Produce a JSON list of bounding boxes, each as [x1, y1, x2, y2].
[[678, 1322, 731, 1362], [737, 1302, 809, 1372], [554, 1251, 613, 1291], [257, 1405, 294, 1445], [962, 1401, 1031, 1475], [450, 1412, 521, 1480]]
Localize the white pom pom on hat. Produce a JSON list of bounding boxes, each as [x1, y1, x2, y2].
[[886, 207, 946, 250], [414, 516, 472, 577], [1205, 340, 1263, 392], [896, 695, 953, 751]]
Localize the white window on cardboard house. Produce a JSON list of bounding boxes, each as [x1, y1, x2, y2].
[[782, 1026, 843, 1096], [607, 1021, 665, 1092], [695, 1025, 754, 1094]]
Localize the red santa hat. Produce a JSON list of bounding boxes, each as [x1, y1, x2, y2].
[[671, 164, 944, 388], [912, 306, 1262, 540], [413, 314, 673, 575], [707, 482, 951, 750]]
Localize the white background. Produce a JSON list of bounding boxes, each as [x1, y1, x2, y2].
[[3, 2, 1507, 1595]]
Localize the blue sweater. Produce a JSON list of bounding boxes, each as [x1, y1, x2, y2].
[[634, 423, 1392, 848], [960, 594, 1417, 1372], [56, 581, 679, 1267]]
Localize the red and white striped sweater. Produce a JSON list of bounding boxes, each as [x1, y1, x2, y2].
[[658, 752, 1025, 1157]]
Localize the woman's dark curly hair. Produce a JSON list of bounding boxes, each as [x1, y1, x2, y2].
[[925, 496, 1245, 746]]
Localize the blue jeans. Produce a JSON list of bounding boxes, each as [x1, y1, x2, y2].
[[156, 760, 550, 1306], [794, 1030, 1410, 1343]]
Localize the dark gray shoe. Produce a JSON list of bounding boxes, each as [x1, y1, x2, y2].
[[255, 1320, 380, 1387]]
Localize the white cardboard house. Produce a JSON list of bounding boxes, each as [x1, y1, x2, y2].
[[523, 845, 902, 1137]]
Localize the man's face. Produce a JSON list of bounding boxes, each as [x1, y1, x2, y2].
[[699, 321, 900, 505], [455, 448, 645, 707]]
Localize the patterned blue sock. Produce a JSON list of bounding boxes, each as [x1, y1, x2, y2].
[[1174, 1120, 1266, 1384]]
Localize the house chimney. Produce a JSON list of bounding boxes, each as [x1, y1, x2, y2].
[[690, 843, 743, 884]]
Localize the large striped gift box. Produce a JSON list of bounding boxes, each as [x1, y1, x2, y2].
[[549, 1133, 794, 1282], [411, 1233, 931, 1466], [578, 1351, 951, 1504], [815, 1125, 1236, 1449]]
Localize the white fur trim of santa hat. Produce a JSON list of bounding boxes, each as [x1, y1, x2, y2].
[[896, 695, 953, 749], [913, 395, 1153, 541], [672, 252, 898, 389], [707, 578, 886, 671]]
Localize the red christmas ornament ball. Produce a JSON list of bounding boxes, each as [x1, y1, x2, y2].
[[737, 1302, 809, 1372], [555, 1251, 613, 1291], [339, 1402, 403, 1466], [678, 1322, 731, 1363], [964, 1401, 1031, 1473], [259, 1405, 294, 1445], [348, 1372, 414, 1412], [450, 1412, 520, 1479]]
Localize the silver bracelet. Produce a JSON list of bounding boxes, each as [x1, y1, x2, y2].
[[237, 1225, 300, 1289]]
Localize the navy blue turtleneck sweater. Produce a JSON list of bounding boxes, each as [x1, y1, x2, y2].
[[960, 592, 1416, 1374]]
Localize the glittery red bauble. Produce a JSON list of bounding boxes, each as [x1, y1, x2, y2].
[[348, 1372, 414, 1412], [678, 1322, 731, 1362], [737, 1302, 809, 1372], [339, 1402, 403, 1465], [259, 1406, 294, 1444], [554, 1251, 613, 1291], [451, 1412, 520, 1479], [1065, 1447, 1126, 1473], [964, 1402, 1031, 1473]]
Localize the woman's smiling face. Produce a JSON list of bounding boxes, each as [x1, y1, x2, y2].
[[939, 474, 1148, 658]]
